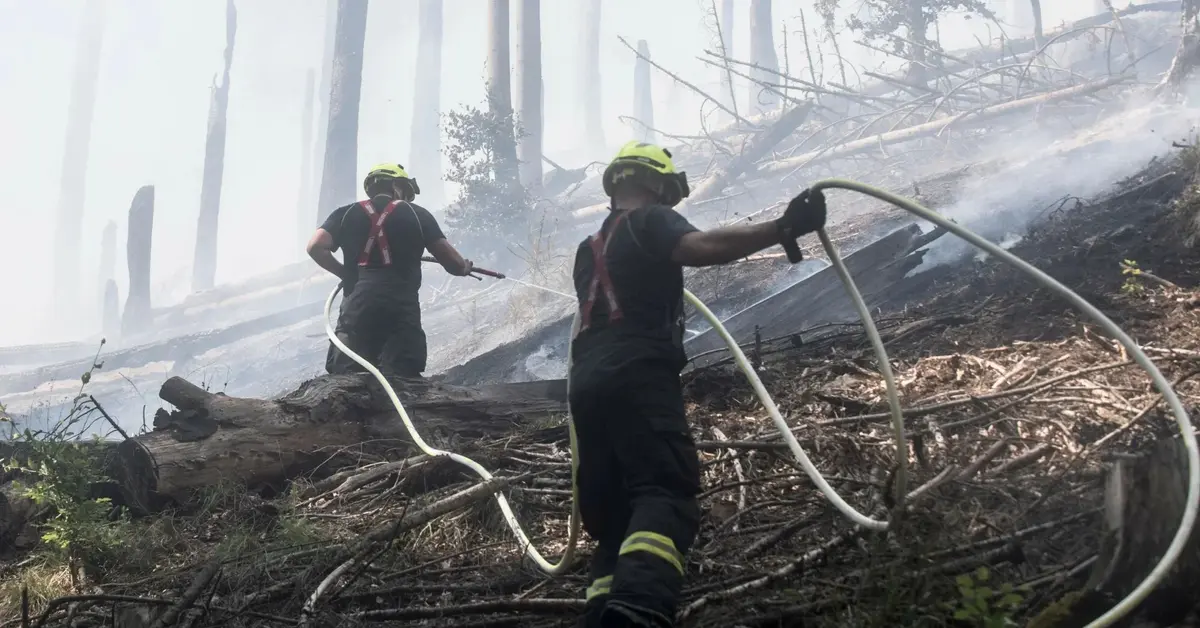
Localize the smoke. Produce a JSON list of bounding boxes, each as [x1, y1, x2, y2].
[[911, 89, 1200, 274]]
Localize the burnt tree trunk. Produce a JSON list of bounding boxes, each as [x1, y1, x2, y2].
[[748, 0, 780, 116], [103, 280, 120, 341], [112, 375, 569, 512], [298, 68, 316, 250], [122, 186, 155, 336], [312, 0, 338, 224], [191, 0, 238, 292], [904, 0, 930, 85], [98, 220, 116, 311], [717, 0, 737, 123], [317, 0, 370, 224], [487, 0, 521, 187], [52, 0, 107, 323], [514, 0, 544, 192], [1160, 0, 1200, 90], [1081, 438, 1200, 625], [633, 40, 656, 143], [410, 0, 445, 209], [1030, 0, 1045, 46], [579, 0, 605, 155]]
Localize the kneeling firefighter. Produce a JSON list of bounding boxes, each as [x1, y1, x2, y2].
[[570, 141, 827, 628], [307, 163, 475, 377]]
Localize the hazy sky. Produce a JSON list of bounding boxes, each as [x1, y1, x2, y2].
[[0, 0, 1090, 345]]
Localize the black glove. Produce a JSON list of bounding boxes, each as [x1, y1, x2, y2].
[[776, 188, 827, 237]]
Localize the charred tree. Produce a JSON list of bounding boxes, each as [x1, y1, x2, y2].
[[316, 0, 370, 224], [748, 0, 781, 115], [578, 0, 605, 155], [1159, 0, 1200, 90], [112, 375, 568, 510], [98, 220, 116, 308], [122, 186, 155, 336], [102, 280, 120, 341], [52, 0, 107, 322], [487, 0, 521, 186], [633, 40, 656, 143], [410, 0, 445, 209], [717, 0, 737, 122], [298, 68, 316, 250], [312, 0, 338, 224], [1030, 0, 1044, 45], [191, 0, 238, 292], [514, 0, 544, 191]]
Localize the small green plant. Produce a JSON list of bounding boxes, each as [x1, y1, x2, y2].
[[949, 566, 1026, 627], [1, 342, 131, 585], [1121, 259, 1144, 294]]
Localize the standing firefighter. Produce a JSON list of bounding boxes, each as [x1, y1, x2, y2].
[[307, 163, 474, 377], [571, 141, 826, 628]]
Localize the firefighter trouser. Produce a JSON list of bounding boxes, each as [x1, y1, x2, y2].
[[325, 295, 364, 375], [333, 279, 427, 378], [569, 364, 701, 627]]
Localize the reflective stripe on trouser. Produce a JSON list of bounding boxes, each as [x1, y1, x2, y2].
[[586, 575, 612, 601], [619, 531, 684, 575]]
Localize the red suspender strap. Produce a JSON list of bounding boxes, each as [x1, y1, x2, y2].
[[357, 200, 400, 267], [579, 213, 627, 332]]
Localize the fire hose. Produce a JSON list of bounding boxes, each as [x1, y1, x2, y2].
[[323, 178, 1198, 626]]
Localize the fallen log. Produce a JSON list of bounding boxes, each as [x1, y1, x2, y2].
[[760, 76, 1131, 178], [684, 223, 942, 367], [110, 374, 568, 513]]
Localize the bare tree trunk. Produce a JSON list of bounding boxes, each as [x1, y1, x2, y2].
[[317, 0, 370, 224], [905, 0, 930, 84], [312, 0, 338, 225], [1030, 0, 1045, 45], [298, 68, 316, 252], [122, 186, 155, 337], [1159, 0, 1200, 90], [98, 220, 116, 309], [191, 0, 238, 292], [52, 0, 107, 324], [633, 40, 656, 143], [514, 0, 544, 191], [579, 0, 605, 155], [409, 0, 445, 209], [102, 280, 120, 341], [487, 0, 521, 186], [749, 0, 780, 116], [717, 0, 737, 122]]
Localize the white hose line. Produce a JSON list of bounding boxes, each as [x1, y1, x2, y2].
[[807, 177, 1199, 628], [323, 175, 1198, 626], [323, 286, 581, 576]]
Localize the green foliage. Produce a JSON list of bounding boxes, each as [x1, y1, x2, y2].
[[948, 566, 1027, 627], [815, 0, 994, 58], [1, 342, 131, 582], [1121, 258, 1145, 294], [441, 89, 531, 248]]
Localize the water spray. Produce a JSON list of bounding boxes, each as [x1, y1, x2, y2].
[[325, 179, 1197, 628]]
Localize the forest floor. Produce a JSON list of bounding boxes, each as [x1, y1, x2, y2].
[[3, 151, 1200, 627]]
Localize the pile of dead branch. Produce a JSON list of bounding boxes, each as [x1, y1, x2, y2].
[[4, 275, 1199, 627]]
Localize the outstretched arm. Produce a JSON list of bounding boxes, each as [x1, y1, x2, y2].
[[426, 238, 473, 276], [669, 189, 828, 267], [306, 228, 347, 280], [670, 221, 781, 267]]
